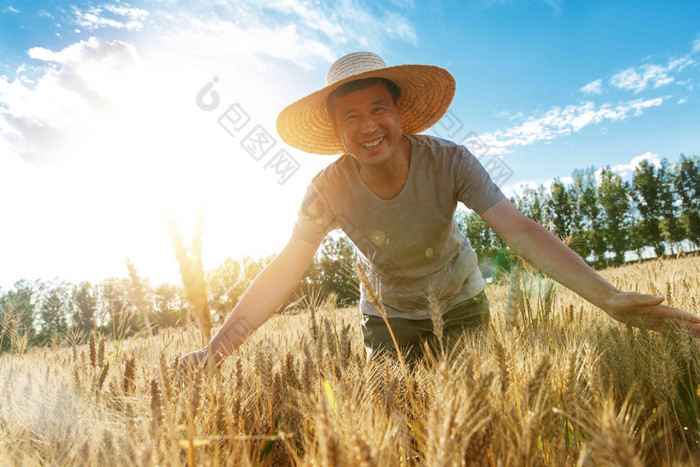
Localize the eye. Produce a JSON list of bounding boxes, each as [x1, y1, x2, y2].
[[345, 114, 358, 121]]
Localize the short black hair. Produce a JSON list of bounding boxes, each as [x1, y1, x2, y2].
[[326, 77, 401, 125]]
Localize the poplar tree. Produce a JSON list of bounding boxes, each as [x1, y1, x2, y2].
[[674, 154, 700, 249], [598, 166, 631, 266], [631, 159, 664, 257], [38, 281, 69, 340], [572, 168, 606, 267], [71, 281, 98, 332], [659, 159, 685, 253]]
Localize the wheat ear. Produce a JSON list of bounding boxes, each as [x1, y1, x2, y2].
[[354, 259, 411, 386]]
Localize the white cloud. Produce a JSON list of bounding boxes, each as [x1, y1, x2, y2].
[[494, 110, 524, 120], [609, 151, 661, 178], [1, 37, 140, 163], [693, 36, 700, 54], [465, 97, 664, 155], [501, 151, 659, 199], [501, 175, 574, 199], [103, 4, 149, 21], [38, 9, 54, 19], [214, 0, 416, 47], [4, 6, 19, 13], [70, 3, 149, 32], [677, 96, 688, 104], [388, 0, 415, 8], [160, 17, 336, 69], [580, 78, 602, 95], [610, 56, 694, 93], [476, 0, 562, 12], [154, 0, 418, 72]]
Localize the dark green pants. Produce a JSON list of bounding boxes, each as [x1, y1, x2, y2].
[[360, 290, 490, 365]]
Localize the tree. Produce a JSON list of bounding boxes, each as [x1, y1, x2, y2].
[[457, 209, 509, 282], [306, 235, 359, 307], [658, 159, 686, 254], [572, 168, 605, 267], [152, 283, 188, 328], [460, 210, 494, 258], [99, 277, 133, 339], [562, 175, 590, 261], [71, 281, 98, 333], [516, 185, 548, 225], [207, 254, 275, 322], [674, 154, 700, 249], [598, 166, 631, 266], [0, 279, 37, 351], [630, 159, 665, 257], [547, 178, 574, 238], [37, 280, 70, 341]]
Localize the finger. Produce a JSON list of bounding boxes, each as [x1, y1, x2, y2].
[[687, 322, 700, 338], [658, 305, 700, 324], [637, 294, 665, 307], [657, 311, 700, 338]]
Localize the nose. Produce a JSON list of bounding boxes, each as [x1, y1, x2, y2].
[[358, 114, 378, 134]]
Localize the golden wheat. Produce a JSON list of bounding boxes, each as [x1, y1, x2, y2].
[[1, 255, 700, 465]]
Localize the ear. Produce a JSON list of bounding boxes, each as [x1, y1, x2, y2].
[[395, 96, 404, 126]]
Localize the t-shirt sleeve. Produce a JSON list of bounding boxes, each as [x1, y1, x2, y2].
[[453, 146, 506, 215], [291, 179, 337, 245]]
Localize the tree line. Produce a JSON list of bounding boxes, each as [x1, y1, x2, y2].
[[461, 153, 699, 276], [1, 154, 697, 351]]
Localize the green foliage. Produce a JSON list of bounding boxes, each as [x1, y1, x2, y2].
[[0, 279, 37, 352], [71, 281, 98, 333], [457, 207, 510, 282], [598, 166, 632, 266], [674, 154, 700, 248], [300, 235, 359, 307], [151, 283, 188, 328], [572, 167, 607, 267], [658, 159, 686, 253], [36, 280, 70, 342], [547, 178, 574, 238], [630, 159, 665, 257], [207, 254, 275, 323]]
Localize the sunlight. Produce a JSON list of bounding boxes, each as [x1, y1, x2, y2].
[[0, 46, 327, 289]]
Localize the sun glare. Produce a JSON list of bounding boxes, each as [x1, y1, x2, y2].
[[0, 49, 327, 289]]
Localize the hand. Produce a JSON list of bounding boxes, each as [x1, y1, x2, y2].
[[169, 347, 217, 374], [604, 292, 700, 337]]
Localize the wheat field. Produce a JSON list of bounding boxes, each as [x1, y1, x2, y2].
[[1, 255, 699, 466]]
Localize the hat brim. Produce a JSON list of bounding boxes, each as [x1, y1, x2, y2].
[[276, 64, 456, 155]]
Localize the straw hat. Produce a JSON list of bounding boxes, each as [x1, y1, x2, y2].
[[276, 51, 456, 155]]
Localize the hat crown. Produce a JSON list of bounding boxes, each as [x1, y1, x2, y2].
[[325, 52, 387, 86]]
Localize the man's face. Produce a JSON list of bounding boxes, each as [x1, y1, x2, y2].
[[330, 81, 403, 168]]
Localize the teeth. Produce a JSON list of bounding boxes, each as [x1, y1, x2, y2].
[[360, 137, 384, 149]]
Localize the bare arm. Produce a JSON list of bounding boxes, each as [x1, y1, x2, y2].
[[480, 198, 700, 335], [178, 235, 322, 369]]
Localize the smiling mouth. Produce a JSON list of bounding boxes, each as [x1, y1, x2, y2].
[[360, 136, 384, 150]]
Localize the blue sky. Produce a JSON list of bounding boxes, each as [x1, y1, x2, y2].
[[0, 0, 698, 289]]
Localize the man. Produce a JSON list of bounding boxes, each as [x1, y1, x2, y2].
[[179, 52, 700, 369]]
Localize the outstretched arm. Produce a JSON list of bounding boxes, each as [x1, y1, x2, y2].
[[175, 235, 323, 370], [479, 198, 700, 336]]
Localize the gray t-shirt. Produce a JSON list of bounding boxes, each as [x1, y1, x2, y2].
[[291, 134, 505, 320]]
